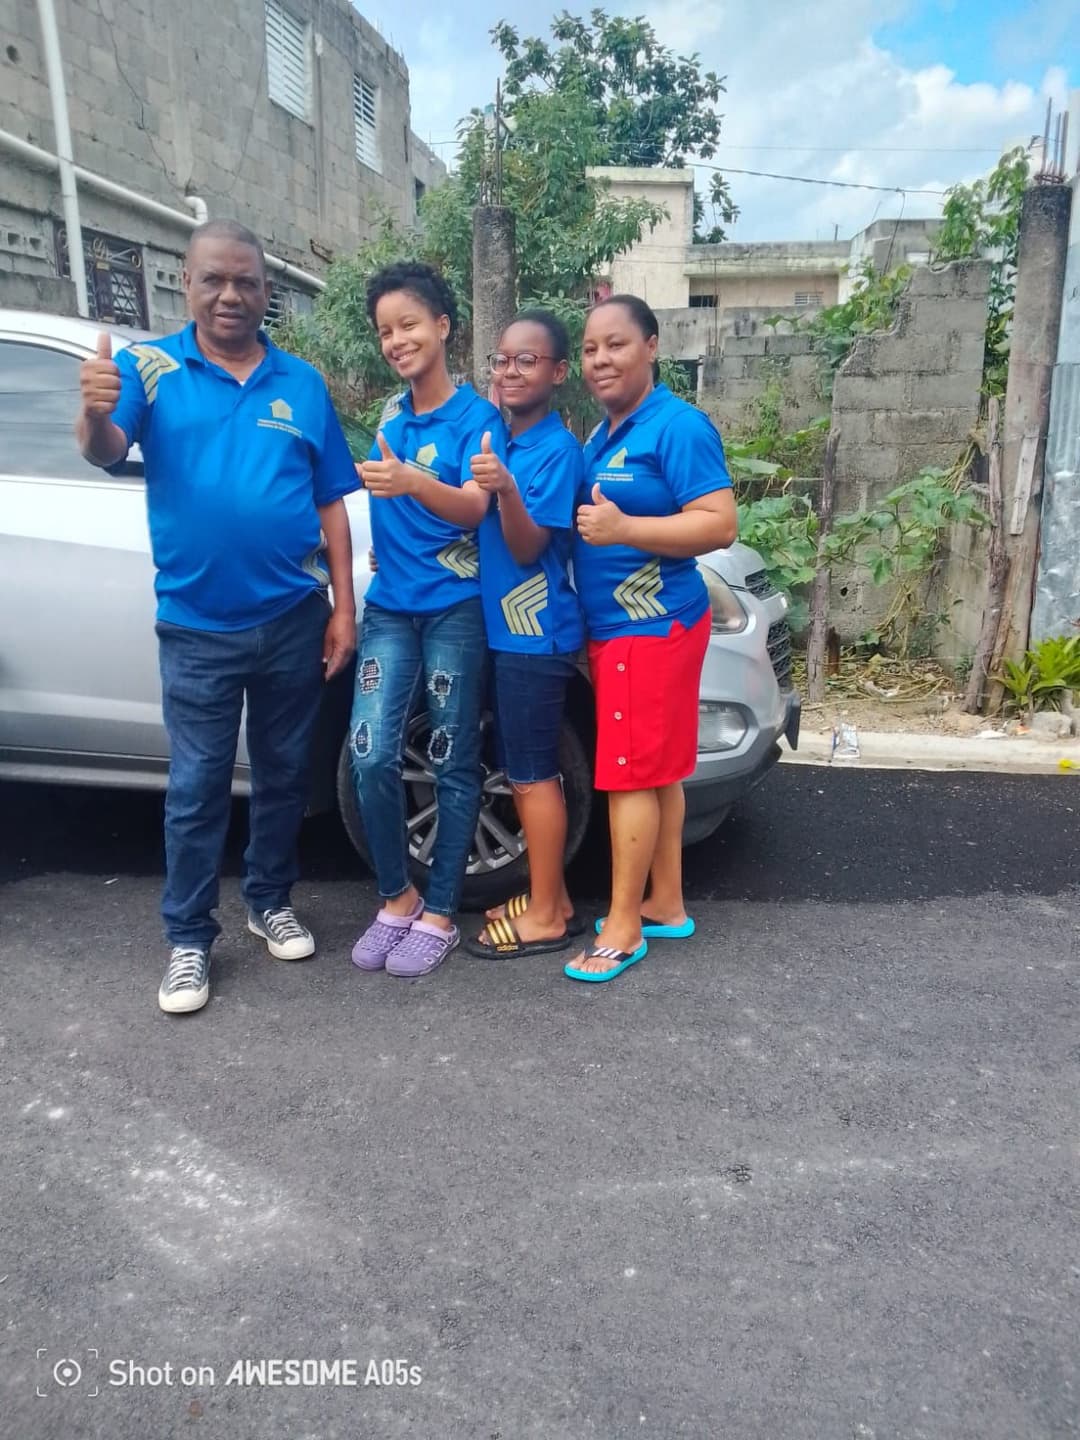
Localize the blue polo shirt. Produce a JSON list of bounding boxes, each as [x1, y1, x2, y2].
[[478, 412, 585, 656], [109, 323, 359, 632], [365, 384, 506, 616], [573, 385, 732, 639]]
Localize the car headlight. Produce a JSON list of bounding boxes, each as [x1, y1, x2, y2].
[[696, 563, 748, 633]]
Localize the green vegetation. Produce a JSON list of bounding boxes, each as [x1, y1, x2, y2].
[[735, 464, 987, 648], [934, 147, 1029, 396], [996, 635, 1080, 716]]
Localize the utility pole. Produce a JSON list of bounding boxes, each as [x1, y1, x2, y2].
[[985, 180, 1072, 709], [472, 81, 516, 392]]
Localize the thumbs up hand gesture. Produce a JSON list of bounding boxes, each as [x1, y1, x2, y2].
[[469, 431, 513, 495], [359, 431, 417, 498], [576, 481, 627, 546], [79, 331, 122, 417]]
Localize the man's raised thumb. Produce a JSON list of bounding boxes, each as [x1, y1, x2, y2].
[[592, 482, 605, 505], [95, 332, 112, 360], [376, 431, 395, 460], [481, 431, 493, 454]]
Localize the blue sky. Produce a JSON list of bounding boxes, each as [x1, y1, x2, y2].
[[876, 0, 1079, 87], [356, 0, 1077, 241]]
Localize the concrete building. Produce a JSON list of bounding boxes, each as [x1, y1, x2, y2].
[[587, 166, 940, 366], [0, 0, 445, 331]]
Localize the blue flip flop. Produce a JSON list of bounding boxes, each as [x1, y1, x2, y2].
[[564, 941, 648, 983], [594, 915, 696, 940]]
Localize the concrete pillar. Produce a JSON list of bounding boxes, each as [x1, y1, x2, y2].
[[471, 205, 516, 393], [988, 183, 1072, 689]]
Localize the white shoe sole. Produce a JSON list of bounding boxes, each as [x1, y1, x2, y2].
[[247, 917, 315, 961], [158, 981, 209, 1014]]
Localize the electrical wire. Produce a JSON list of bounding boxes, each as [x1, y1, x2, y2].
[[688, 162, 949, 196]]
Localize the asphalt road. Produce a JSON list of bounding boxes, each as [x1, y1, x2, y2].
[[2, 764, 1078, 1440]]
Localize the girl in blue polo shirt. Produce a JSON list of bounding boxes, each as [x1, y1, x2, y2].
[[348, 261, 507, 978], [465, 310, 586, 958], [567, 294, 737, 985]]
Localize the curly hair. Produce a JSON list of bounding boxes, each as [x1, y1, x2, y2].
[[365, 260, 459, 341]]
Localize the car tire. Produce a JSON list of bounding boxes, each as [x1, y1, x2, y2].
[[335, 709, 594, 912]]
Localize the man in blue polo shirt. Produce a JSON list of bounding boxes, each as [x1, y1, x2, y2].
[[76, 218, 359, 1016]]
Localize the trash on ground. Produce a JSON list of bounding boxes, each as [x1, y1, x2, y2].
[[831, 721, 861, 764]]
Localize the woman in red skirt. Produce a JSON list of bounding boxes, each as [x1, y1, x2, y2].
[[567, 295, 737, 982]]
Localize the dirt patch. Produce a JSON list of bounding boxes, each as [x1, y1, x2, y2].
[[796, 654, 1006, 736]]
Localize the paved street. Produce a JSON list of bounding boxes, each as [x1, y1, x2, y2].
[[2, 765, 1078, 1440]]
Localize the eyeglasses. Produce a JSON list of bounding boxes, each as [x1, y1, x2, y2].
[[488, 351, 557, 375]]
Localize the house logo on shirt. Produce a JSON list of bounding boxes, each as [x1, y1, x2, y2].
[[597, 445, 633, 484], [408, 442, 440, 479], [258, 398, 302, 438]]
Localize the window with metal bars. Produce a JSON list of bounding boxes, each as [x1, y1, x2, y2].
[[353, 75, 379, 172], [55, 224, 148, 328], [794, 292, 823, 309], [265, 0, 310, 122]]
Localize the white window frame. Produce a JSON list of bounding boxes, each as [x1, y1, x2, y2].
[[353, 74, 380, 173], [794, 291, 824, 309], [265, 0, 311, 122]]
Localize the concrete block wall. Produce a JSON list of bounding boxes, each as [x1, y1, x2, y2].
[[829, 260, 991, 644], [0, 0, 445, 330], [700, 331, 827, 435]]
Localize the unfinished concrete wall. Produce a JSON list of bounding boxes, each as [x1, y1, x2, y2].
[[699, 332, 827, 435], [829, 261, 990, 643], [0, 0, 445, 331]]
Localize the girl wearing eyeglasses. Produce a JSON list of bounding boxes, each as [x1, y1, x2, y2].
[[566, 294, 737, 984], [466, 310, 586, 958]]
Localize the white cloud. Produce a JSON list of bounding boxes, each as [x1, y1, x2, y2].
[[656, 2, 1073, 241]]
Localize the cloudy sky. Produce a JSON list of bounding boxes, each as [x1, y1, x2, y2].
[[355, 0, 1077, 241]]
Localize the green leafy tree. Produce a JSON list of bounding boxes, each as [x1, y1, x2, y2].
[[275, 11, 739, 436], [692, 173, 741, 244], [493, 9, 727, 167], [440, 83, 665, 299]]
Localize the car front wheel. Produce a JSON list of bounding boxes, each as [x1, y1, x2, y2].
[[335, 710, 594, 912]]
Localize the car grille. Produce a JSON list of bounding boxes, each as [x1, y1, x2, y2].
[[767, 619, 794, 690], [744, 569, 779, 600]]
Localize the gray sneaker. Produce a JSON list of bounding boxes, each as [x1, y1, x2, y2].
[[159, 946, 210, 1014], [247, 906, 315, 961]]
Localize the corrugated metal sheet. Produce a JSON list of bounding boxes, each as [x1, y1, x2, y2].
[[1032, 207, 1080, 642]]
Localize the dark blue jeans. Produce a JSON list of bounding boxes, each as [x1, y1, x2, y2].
[[349, 598, 486, 917], [156, 589, 328, 948]]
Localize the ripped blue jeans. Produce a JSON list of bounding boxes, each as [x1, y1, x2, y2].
[[348, 598, 486, 917]]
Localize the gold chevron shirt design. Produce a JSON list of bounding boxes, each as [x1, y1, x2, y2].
[[127, 344, 180, 404], [500, 573, 549, 638], [613, 558, 667, 621], [436, 536, 479, 578]]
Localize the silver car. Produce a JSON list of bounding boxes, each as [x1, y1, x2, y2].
[[0, 309, 800, 907]]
